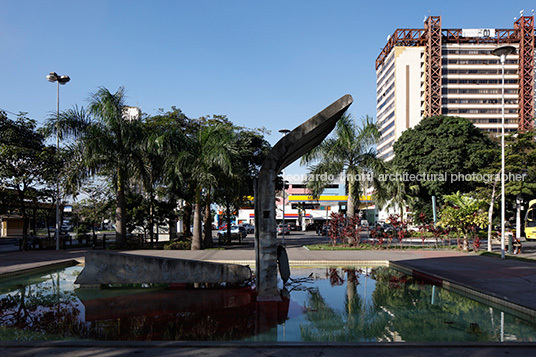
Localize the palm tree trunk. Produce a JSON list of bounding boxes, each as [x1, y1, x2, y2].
[[115, 171, 127, 248], [191, 187, 203, 250], [347, 179, 356, 219], [203, 199, 213, 248], [183, 202, 192, 236]]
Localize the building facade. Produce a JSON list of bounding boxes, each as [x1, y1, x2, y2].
[[376, 15, 535, 161], [234, 179, 375, 229]]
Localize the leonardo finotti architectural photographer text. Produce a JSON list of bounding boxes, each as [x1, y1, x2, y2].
[[284, 172, 525, 184]]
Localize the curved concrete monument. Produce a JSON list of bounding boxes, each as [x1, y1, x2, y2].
[[254, 94, 353, 300]]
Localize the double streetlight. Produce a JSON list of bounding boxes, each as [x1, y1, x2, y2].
[[492, 45, 515, 259], [46, 72, 70, 250], [279, 129, 291, 245]]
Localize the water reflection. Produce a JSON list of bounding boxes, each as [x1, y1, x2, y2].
[[75, 285, 291, 341], [296, 267, 536, 342], [1, 266, 536, 342]]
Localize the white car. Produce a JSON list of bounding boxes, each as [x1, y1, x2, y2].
[[217, 225, 247, 240], [241, 224, 255, 234]]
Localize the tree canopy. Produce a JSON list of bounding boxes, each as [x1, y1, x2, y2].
[[0, 111, 59, 248], [392, 115, 495, 207]]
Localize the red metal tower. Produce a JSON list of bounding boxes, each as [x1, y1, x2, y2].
[[515, 16, 535, 131], [424, 16, 443, 118]]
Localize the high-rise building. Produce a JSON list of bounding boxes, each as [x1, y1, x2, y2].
[[376, 15, 535, 161]]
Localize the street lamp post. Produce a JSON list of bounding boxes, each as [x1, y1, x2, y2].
[[46, 72, 70, 250], [492, 46, 515, 259], [279, 129, 290, 245]]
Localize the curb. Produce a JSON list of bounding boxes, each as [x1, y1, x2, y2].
[[389, 261, 536, 322], [0, 259, 80, 281]]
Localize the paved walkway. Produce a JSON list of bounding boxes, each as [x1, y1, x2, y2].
[[2, 233, 536, 355]]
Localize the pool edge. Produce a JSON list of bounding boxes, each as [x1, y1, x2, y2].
[[0, 259, 80, 281], [388, 260, 536, 322]]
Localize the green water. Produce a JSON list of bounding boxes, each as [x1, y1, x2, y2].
[[0, 265, 535, 342]]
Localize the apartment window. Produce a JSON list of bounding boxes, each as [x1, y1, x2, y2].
[[444, 69, 517, 75], [445, 108, 518, 115], [380, 121, 395, 135], [445, 98, 517, 105], [444, 59, 518, 65], [446, 79, 518, 85], [442, 88, 518, 94]]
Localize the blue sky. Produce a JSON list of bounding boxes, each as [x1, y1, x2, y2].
[[1, 0, 534, 173]]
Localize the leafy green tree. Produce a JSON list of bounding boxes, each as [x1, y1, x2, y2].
[[473, 131, 536, 248], [392, 115, 495, 213], [214, 127, 271, 242], [49, 87, 143, 247], [438, 191, 488, 251], [0, 111, 58, 249], [301, 114, 381, 218]]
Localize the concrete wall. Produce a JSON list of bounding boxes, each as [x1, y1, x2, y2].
[[75, 251, 252, 287]]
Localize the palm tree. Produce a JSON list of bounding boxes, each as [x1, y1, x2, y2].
[[301, 114, 380, 218], [50, 87, 142, 247], [373, 163, 419, 220], [168, 122, 235, 250]]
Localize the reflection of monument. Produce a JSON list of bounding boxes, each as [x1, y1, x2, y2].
[[255, 95, 353, 300], [76, 286, 295, 341]]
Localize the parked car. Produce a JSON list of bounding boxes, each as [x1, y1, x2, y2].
[[377, 223, 395, 233], [288, 222, 299, 231], [277, 224, 291, 235], [316, 225, 329, 236], [241, 224, 255, 234], [61, 224, 73, 232], [217, 225, 247, 240]]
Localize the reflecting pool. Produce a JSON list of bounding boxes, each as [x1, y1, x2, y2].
[[1, 265, 536, 342]]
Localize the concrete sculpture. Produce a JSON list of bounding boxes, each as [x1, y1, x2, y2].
[[254, 94, 353, 300]]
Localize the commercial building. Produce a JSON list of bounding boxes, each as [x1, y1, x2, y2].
[[376, 15, 535, 161], [234, 179, 375, 229]]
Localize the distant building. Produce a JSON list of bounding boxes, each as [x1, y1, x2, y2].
[[123, 106, 141, 122], [0, 215, 23, 237], [234, 178, 375, 229], [376, 15, 535, 161]]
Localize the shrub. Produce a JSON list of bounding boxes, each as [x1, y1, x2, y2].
[[164, 240, 191, 250]]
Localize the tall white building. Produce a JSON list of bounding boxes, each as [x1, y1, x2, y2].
[[376, 15, 535, 161]]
